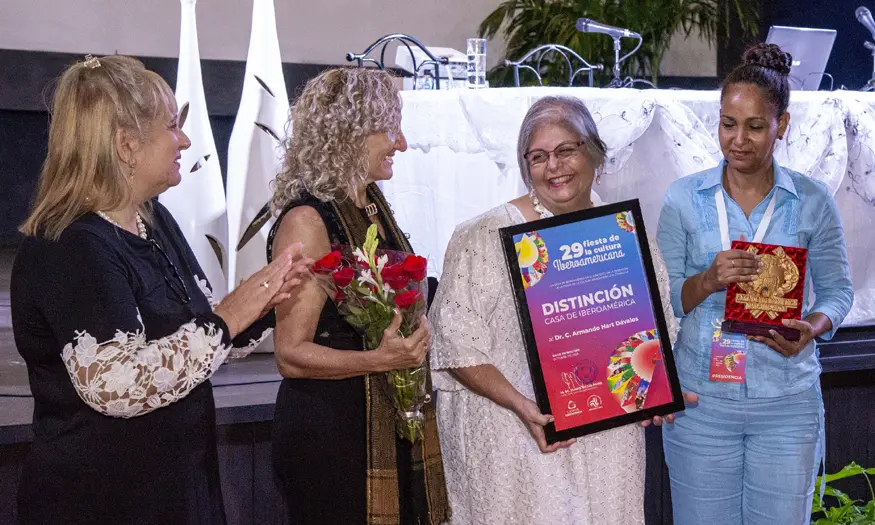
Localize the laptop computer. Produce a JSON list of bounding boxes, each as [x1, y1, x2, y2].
[[766, 26, 837, 90]]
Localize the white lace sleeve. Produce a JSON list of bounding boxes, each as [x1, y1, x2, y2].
[[62, 318, 231, 418], [429, 209, 509, 372], [194, 275, 272, 359], [227, 328, 272, 359], [195, 275, 221, 309], [650, 244, 681, 345]]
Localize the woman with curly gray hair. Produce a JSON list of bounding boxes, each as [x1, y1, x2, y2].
[[267, 67, 450, 524]]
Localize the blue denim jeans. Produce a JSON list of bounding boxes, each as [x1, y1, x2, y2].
[[662, 383, 823, 525]]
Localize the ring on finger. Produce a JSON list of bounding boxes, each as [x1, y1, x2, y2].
[[262, 281, 270, 289], [731, 259, 735, 268]]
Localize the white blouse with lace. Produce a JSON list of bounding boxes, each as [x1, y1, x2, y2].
[[429, 202, 679, 525]]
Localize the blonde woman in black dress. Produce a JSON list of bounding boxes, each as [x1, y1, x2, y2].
[[11, 55, 309, 525]]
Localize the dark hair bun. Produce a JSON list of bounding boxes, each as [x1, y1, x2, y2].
[[743, 43, 792, 76]]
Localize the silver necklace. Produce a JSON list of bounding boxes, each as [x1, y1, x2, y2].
[[530, 193, 594, 219], [96, 210, 148, 240]]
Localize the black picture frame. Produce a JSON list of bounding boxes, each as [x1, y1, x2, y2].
[[499, 198, 685, 443]]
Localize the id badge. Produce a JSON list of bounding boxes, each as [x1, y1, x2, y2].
[[709, 329, 746, 383]]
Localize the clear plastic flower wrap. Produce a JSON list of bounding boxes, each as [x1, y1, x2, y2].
[[311, 225, 431, 442]]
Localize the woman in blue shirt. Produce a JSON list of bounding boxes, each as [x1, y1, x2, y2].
[[656, 43, 853, 524]]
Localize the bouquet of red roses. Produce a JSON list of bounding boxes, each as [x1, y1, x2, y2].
[[312, 224, 431, 442]]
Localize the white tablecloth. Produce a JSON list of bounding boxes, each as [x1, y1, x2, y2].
[[382, 87, 875, 326]]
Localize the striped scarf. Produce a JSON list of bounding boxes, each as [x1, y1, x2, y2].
[[331, 183, 450, 525]]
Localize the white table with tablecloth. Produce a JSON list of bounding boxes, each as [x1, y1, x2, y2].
[[380, 87, 875, 326]]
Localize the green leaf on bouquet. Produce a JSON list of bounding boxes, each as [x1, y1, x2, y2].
[[349, 281, 369, 295], [345, 315, 370, 328], [358, 306, 394, 350], [364, 224, 380, 262]]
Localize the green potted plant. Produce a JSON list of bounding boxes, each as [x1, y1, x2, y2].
[[478, 0, 759, 87], [811, 462, 875, 524]]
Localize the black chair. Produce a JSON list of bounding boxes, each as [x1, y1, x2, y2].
[[346, 34, 450, 90], [504, 44, 603, 87]]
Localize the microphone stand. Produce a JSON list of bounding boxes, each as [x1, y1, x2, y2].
[[863, 41, 875, 92], [605, 34, 653, 89], [607, 37, 624, 88]]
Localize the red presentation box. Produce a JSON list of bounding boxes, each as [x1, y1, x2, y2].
[[722, 241, 807, 342]]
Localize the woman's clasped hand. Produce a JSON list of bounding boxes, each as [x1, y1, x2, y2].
[[371, 311, 430, 372], [702, 244, 763, 293]]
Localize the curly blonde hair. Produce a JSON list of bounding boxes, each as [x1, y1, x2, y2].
[[271, 67, 402, 213]]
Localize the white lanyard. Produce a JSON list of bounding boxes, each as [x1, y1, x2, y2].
[[715, 188, 777, 251]]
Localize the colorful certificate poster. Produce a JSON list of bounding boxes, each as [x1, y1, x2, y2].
[[500, 199, 684, 442]]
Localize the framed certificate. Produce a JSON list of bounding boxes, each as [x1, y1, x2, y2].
[[499, 199, 684, 443]]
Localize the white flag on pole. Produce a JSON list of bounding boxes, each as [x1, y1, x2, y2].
[[160, 0, 228, 298], [225, 0, 290, 291]]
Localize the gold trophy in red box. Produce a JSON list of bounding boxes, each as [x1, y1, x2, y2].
[[722, 240, 807, 342]]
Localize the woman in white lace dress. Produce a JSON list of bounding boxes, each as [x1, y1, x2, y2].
[[429, 96, 686, 525], [11, 56, 309, 525]]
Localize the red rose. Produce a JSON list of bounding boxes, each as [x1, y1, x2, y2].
[[332, 267, 355, 288], [382, 264, 410, 290], [393, 290, 421, 310], [402, 255, 427, 281], [334, 289, 346, 302], [313, 251, 341, 274]]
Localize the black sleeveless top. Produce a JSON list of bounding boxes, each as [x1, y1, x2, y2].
[[267, 193, 407, 351]]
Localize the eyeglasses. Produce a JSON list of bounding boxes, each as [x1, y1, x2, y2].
[[150, 239, 191, 304], [524, 141, 586, 168]]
